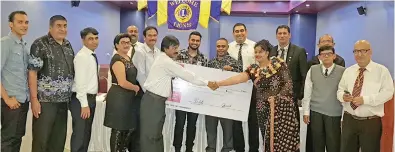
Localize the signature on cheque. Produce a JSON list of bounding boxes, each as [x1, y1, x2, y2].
[[189, 98, 204, 105]]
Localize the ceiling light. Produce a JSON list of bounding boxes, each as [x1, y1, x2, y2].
[[129, 2, 134, 4], [306, 4, 310, 7]]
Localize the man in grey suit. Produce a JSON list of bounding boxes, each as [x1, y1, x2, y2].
[[270, 25, 308, 124]]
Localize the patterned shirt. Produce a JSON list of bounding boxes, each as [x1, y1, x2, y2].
[[208, 55, 243, 73], [175, 48, 208, 67], [28, 33, 75, 103]]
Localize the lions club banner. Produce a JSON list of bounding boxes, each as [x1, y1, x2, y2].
[[168, 1, 200, 30], [138, 0, 233, 31]]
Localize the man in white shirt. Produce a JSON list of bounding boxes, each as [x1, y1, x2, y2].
[[139, 35, 216, 152], [132, 26, 160, 92], [302, 46, 345, 152], [337, 40, 394, 152], [107, 25, 143, 91], [227, 23, 259, 152], [70, 27, 99, 152]]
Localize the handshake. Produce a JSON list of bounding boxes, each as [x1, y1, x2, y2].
[[208, 81, 219, 90]]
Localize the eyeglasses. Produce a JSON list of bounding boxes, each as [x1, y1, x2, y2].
[[120, 41, 131, 45], [353, 49, 370, 54], [319, 52, 334, 57]]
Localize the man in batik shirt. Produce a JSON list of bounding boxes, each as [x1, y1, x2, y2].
[[173, 31, 208, 152], [205, 38, 242, 152]]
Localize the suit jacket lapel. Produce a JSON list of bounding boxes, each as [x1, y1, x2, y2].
[[286, 44, 295, 65]]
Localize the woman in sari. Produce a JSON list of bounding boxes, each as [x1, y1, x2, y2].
[[215, 39, 300, 151]]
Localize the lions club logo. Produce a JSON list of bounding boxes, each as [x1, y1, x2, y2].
[[175, 4, 192, 23]]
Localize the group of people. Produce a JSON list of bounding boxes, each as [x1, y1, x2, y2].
[[1, 10, 394, 152]]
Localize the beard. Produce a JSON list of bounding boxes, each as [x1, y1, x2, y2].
[[189, 44, 199, 50]]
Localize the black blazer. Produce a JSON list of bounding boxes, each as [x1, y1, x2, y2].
[[270, 43, 308, 100], [307, 54, 345, 69]]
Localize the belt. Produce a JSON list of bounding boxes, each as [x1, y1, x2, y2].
[[344, 111, 380, 120]]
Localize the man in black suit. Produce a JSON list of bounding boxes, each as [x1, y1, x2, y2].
[[308, 34, 345, 69], [270, 25, 308, 123], [305, 34, 346, 152]]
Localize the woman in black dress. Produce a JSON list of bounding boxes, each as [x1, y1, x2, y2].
[[104, 33, 140, 152]]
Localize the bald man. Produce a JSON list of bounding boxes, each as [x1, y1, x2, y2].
[[337, 40, 394, 152], [308, 34, 345, 68]]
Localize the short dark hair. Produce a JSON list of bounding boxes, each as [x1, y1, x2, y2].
[[254, 39, 274, 59], [189, 31, 202, 40], [233, 23, 247, 32], [8, 11, 27, 22], [49, 15, 67, 26], [143, 26, 158, 37], [318, 46, 336, 54], [161, 35, 180, 52], [276, 25, 290, 34], [217, 38, 228, 44], [80, 27, 99, 39], [113, 33, 131, 50]]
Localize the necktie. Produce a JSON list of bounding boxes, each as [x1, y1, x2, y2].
[[279, 48, 285, 59], [92, 53, 100, 93], [238, 43, 243, 63], [350, 68, 366, 110], [325, 68, 328, 76], [130, 44, 136, 58]]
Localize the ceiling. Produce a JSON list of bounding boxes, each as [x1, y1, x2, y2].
[[105, 0, 349, 14]]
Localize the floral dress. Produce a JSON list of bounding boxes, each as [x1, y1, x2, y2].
[[245, 57, 300, 152]]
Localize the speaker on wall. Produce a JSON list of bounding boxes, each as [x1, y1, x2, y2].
[[357, 6, 367, 15]]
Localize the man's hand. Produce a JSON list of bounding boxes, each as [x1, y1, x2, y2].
[[5, 97, 20, 109], [81, 107, 91, 119], [31, 98, 41, 118], [343, 93, 353, 102], [223, 65, 233, 71], [352, 97, 364, 106], [208, 81, 219, 90], [303, 115, 310, 124]]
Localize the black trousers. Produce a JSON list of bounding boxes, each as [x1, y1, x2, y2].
[[69, 93, 96, 152], [173, 110, 199, 151], [1, 99, 29, 152], [32, 102, 68, 152], [309, 111, 341, 152], [341, 112, 382, 152], [233, 98, 259, 152], [110, 129, 134, 152], [128, 98, 141, 152]]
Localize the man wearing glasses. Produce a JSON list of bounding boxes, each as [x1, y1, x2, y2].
[[337, 40, 394, 152], [302, 46, 345, 152]]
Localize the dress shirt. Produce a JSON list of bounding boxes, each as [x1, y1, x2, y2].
[[107, 41, 144, 90], [144, 52, 208, 98], [302, 63, 335, 115], [72, 46, 99, 107], [1, 32, 29, 103], [228, 39, 256, 70], [132, 43, 161, 92], [277, 43, 290, 60], [337, 61, 394, 117]]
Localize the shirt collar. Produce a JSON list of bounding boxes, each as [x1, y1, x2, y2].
[[143, 43, 159, 53], [278, 43, 290, 51], [322, 63, 335, 71], [81, 45, 94, 54], [47, 32, 70, 45], [8, 32, 26, 45], [359, 60, 374, 72]]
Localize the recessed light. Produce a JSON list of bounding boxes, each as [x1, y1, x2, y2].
[[296, 11, 299, 13], [129, 2, 134, 4], [263, 11, 266, 13], [306, 4, 310, 7]]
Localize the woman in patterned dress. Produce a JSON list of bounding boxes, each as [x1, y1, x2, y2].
[[215, 39, 300, 151]]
